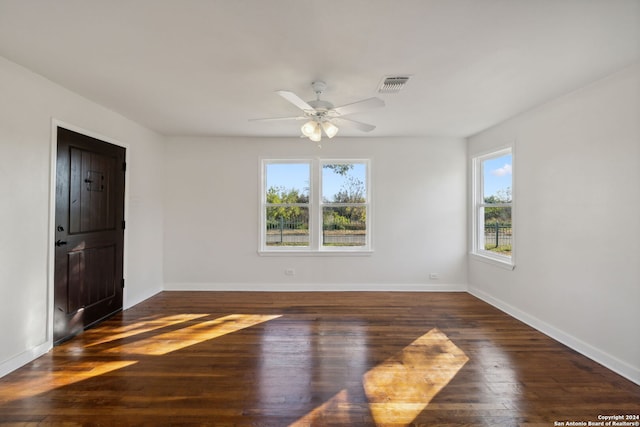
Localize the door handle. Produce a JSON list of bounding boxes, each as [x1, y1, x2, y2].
[[55, 239, 68, 247]]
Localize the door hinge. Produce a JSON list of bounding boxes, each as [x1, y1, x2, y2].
[[122, 220, 126, 230], [122, 162, 127, 172], [121, 278, 125, 289]]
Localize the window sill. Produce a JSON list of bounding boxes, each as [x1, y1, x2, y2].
[[470, 252, 515, 270], [258, 249, 374, 257]]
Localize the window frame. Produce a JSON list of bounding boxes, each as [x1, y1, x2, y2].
[[259, 158, 372, 255], [471, 147, 515, 269]]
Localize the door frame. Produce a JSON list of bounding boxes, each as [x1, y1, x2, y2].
[[48, 119, 130, 346]]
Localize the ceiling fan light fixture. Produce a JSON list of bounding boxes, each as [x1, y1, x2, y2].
[[321, 121, 339, 138], [309, 125, 322, 142], [301, 120, 318, 137]]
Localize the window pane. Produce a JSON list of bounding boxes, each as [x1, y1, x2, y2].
[[322, 206, 366, 247], [482, 154, 512, 202], [483, 207, 512, 256], [322, 163, 366, 203], [266, 163, 309, 202], [265, 207, 309, 246]]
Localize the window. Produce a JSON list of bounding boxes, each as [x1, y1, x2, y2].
[[261, 159, 371, 253], [472, 148, 513, 265]]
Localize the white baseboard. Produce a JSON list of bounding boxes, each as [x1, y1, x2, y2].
[[0, 340, 51, 378], [468, 286, 640, 386], [163, 282, 468, 292], [124, 288, 162, 310]]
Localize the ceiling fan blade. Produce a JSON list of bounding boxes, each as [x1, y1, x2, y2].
[[249, 116, 306, 122], [276, 90, 315, 112], [332, 97, 385, 116], [333, 117, 376, 132]]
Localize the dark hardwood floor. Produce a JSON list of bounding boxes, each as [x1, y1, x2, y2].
[[0, 292, 638, 426]]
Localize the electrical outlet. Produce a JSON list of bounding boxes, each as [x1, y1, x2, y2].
[[429, 273, 440, 280], [285, 268, 295, 276]]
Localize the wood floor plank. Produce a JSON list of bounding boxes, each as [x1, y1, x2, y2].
[[0, 292, 638, 426]]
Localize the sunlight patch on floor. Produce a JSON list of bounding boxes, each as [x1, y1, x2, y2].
[[106, 314, 282, 355], [362, 327, 469, 425], [0, 361, 137, 404], [289, 389, 352, 426], [86, 314, 210, 347], [287, 328, 468, 426]]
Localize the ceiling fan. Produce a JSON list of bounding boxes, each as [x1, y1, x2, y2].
[[250, 81, 384, 143]]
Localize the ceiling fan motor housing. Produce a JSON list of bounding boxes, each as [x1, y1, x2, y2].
[[308, 81, 333, 112], [308, 99, 334, 112]]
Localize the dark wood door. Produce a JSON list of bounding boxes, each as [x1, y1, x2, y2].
[[54, 127, 126, 344]]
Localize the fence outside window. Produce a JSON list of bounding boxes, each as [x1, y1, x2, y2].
[[266, 218, 366, 246], [484, 223, 512, 253]]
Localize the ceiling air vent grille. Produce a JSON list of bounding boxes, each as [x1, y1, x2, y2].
[[378, 76, 410, 93]]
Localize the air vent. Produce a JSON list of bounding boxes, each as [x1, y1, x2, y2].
[[377, 76, 410, 93]]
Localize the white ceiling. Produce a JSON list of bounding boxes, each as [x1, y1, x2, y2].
[[0, 0, 638, 138]]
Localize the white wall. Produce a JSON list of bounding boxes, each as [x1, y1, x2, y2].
[[467, 64, 640, 384], [164, 136, 468, 291], [0, 56, 165, 377]]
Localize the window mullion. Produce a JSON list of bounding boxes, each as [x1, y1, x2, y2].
[[311, 158, 320, 250], [479, 202, 512, 208]]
